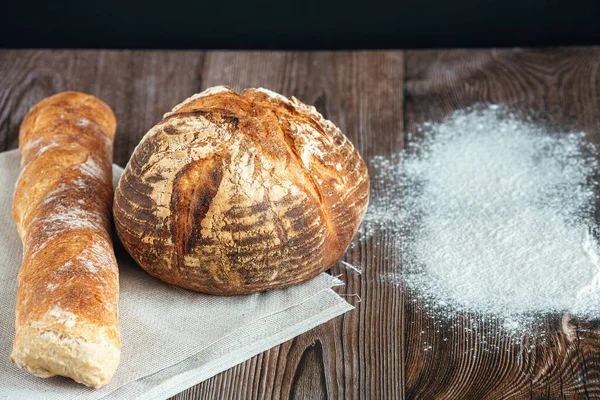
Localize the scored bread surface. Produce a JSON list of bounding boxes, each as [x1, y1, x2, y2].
[[11, 91, 120, 388], [114, 86, 369, 294]]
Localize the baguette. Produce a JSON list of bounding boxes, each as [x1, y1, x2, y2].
[[11, 91, 120, 388]]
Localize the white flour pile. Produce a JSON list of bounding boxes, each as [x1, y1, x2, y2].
[[366, 105, 600, 330]]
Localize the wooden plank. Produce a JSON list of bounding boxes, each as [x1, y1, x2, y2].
[[0, 50, 405, 399], [403, 47, 600, 399]]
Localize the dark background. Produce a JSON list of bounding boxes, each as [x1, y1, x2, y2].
[[1, 0, 599, 49]]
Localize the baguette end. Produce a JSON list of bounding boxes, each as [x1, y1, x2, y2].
[[11, 325, 120, 388]]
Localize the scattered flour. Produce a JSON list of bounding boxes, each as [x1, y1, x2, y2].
[[47, 306, 78, 328], [77, 155, 106, 182], [79, 258, 99, 274], [46, 283, 58, 292], [75, 117, 91, 128], [364, 105, 600, 332], [35, 142, 61, 157]]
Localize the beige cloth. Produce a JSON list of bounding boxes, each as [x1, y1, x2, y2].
[[0, 150, 352, 400]]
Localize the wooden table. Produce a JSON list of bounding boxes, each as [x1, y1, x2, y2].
[[1, 48, 599, 399]]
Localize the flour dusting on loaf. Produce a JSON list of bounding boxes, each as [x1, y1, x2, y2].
[[115, 86, 369, 294]]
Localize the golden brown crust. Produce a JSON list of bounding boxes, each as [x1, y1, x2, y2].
[[11, 91, 120, 388], [114, 86, 369, 295]]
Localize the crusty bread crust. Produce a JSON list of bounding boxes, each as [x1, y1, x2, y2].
[[114, 86, 369, 295], [11, 91, 120, 388]]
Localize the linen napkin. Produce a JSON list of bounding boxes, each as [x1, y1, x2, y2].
[[0, 149, 352, 400]]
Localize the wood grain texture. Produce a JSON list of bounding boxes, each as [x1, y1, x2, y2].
[[404, 47, 600, 399], [1, 48, 599, 399]]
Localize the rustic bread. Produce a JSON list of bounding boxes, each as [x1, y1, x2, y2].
[[11, 91, 120, 388], [115, 86, 369, 295]]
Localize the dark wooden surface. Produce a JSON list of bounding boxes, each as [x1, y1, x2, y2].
[[0, 48, 599, 399]]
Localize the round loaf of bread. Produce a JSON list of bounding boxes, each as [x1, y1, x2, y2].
[[114, 86, 369, 294]]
